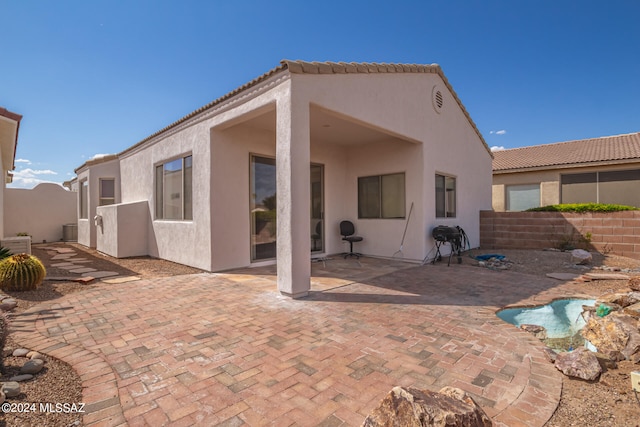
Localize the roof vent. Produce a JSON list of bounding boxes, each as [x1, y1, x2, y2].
[[432, 86, 444, 113]]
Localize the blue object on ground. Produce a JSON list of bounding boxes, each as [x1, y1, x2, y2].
[[475, 254, 506, 261]]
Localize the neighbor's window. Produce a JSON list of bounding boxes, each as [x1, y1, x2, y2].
[[99, 178, 116, 206], [358, 173, 405, 219], [155, 155, 193, 220], [506, 184, 540, 211], [435, 174, 456, 218], [79, 180, 88, 219]]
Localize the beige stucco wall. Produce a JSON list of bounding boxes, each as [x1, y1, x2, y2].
[[119, 119, 212, 270], [492, 161, 640, 211], [96, 201, 149, 258], [89, 67, 491, 275], [76, 159, 120, 248], [4, 183, 77, 243], [0, 148, 5, 239]]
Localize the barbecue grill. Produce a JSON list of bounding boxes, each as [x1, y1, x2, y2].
[[431, 225, 463, 266]]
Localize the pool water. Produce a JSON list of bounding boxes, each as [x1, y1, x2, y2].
[[497, 299, 596, 351]]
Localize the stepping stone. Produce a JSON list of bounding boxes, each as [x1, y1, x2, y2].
[[51, 262, 76, 267], [58, 265, 81, 270], [102, 276, 141, 284], [54, 248, 76, 254], [66, 258, 88, 262], [84, 271, 119, 279], [69, 267, 97, 274], [583, 273, 631, 281], [546, 272, 581, 281], [52, 254, 74, 260]]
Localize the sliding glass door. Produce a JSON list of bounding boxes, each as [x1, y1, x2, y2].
[[250, 156, 324, 261], [250, 156, 277, 261]]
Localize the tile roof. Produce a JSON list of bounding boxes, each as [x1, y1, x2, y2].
[[492, 132, 640, 173], [119, 60, 489, 157]]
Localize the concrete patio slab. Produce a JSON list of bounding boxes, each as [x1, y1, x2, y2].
[[11, 257, 592, 426]]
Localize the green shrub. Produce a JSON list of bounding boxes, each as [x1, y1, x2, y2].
[[0, 246, 11, 261], [0, 253, 46, 292], [527, 203, 638, 213]]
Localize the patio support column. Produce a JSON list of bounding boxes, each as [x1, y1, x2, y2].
[[275, 92, 311, 298]]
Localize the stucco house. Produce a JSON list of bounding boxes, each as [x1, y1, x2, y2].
[[0, 107, 23, 247], [492, 132, 640, 211], [75, 60, 493, 297]]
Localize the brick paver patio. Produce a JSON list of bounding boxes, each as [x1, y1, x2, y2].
[[11, 256, 595, 426]]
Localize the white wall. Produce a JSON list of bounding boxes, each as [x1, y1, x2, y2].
[[4, 183, 77, 243], [0, 148, 5, 239], [119, 121, 212, 270], [96, 201, 149, 258], [76, 159, 120, 248]]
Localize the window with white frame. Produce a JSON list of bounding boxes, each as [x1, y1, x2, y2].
[[435, 174, 456, 218], [99, 178, 116, 206], [358, 173, 406, 219], [155, 155, 193, 220], [79, 180, 88, 219]]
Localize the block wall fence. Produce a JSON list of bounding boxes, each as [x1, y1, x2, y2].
[[479, 210, 640, 260]]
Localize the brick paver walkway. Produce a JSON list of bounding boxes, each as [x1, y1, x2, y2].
[[11, 257, 595, 426]]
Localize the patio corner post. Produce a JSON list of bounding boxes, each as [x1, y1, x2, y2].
[[275, 92, 311, 298]]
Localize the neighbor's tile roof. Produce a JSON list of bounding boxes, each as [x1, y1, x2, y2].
[[493, 132, 640, 173], [119, 60, 489, 157]]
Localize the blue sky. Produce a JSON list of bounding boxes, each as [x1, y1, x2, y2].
[[3, 1, 639, 188]]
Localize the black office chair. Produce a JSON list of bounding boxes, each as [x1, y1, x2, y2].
[[339, 220, 363, 259]]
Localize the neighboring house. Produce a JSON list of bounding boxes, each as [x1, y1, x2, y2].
[[75, 60, 493, 298], [0, 107, 22, 240], [492, 132, 640, 211]]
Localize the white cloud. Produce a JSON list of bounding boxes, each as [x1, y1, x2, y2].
[[15, 158, 31, 164], [490, 130, 507, 135], [491, 146, 506, 151], [8, 168, 61, 189], [90, 153, 114, 160]]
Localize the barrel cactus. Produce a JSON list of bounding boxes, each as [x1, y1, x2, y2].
[[0, 253, 46, 291]]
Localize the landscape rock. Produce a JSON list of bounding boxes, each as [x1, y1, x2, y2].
[[9, 374, 33, 382], [581, 312, 640, 361], [571, 249, 592, 265], [597, 292, 640, 309], [520, 324, 547, 340], [20, 359, 44, 374], [554, 347, 602, 380], [542, 347, 558, 363], [0, 298, 17, 311], [593, 352, 617, 370], [629, 276, 640, 291], [362, 386, 492, 427], [1, 381, 21, 398], [0, 390, 4, 404], [623, 302, 640, 319], [12, 348, 29, 357], [26, 351, 43, 360]]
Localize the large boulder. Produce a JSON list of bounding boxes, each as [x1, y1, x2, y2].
[[362, 386, 492, 427], [554, 347, 602, 381], [581, 312, 640, 361]]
